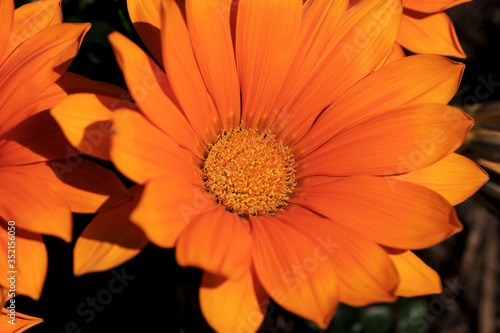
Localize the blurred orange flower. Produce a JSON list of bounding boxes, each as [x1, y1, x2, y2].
[[52, 0, 487, 331], [0, 0, 130, 301]]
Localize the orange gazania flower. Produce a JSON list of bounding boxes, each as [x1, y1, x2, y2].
[[0, 0, 130, 301], [52, 0, 488, 331]]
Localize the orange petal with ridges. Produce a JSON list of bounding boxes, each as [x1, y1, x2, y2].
[[51, 93, 120, 161], [0, 170, 71, 242], [126, 0, 162, 65], [176, 206, 251, 279], [292, 177, 462, 250], [54, 72, 129, 98], [277, 206, 399, 306], [13, 159, 130, 214], [403, 0, 471, 14], [200, 270, 268, 333], [386, 43, 406, 64], [185, 0, 240, 129], [0, 308, 43, 332], [263, 0, 348, 129], [0, 23, 90, 133], [273, 0, 402, 144], [38, 72, 131, 114], [0, 222, 47, 300], [330, 230, 398, 306], [0, 111, 73, 165], [7, 0, 62, 55], [108, 32, 201, 155], [130, 175, 216, 248], [111, 109, 199, 184], [299, 104, 473, 176], [0, 286, 8, 305], [74, 185, 148, 276], [389, 250, 442, 297], [161, 0, 221, 144], [398, 11, 466, 58], [0, 0, 13, 63], [251, 213, 339, 329], [386, 249, 442, 296], [236, 0, 302, 128], [394, 153, 488, 205], [295, 55, 464, 156]]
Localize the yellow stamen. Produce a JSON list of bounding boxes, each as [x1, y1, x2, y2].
[[203, 128, 297, 216]]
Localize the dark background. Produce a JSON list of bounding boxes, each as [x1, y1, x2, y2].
[[12, 0, 500, 332]]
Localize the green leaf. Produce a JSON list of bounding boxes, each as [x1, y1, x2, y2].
[[395, 298, 429, 333], [359, 304, 393, 333]]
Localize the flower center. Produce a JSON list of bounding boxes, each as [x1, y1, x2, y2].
[[203, 128, 297, 216]]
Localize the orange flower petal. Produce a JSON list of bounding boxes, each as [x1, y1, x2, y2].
[[292, 177, 463, 249], [273, 0, 402, 144], [386, 42, 406, 63], [387, 249, 442, 296], [0, 169, 71, 242], [267, 0, 348, 129], [176, 206, 251, 279], [0, 309, 43, 332], [0, 221, 47, 300], [51, 93, 121, 161], [160, 0, 221, 143], [108, 32, 201, 155], [0, 287, 9, 305], [0, 23, 90, 133], [295, 55, 464, 156], [250, 213, 339, 328], [277, 206, 399, 306], [10, 159, 130, 214], [185, 0, 241, 129], [126, 0, 162, 65], [398, 11, 466, 58], [110, 109, 199, 184], [74, 185, 148, 276], [236, 0, 302, 128], [299, 104, 473, 176], [0, 0, 13, 63], [403, 0, 471, 14], [330, 230, 398, 306], [200, 270, 268, 333], [0, 110, 73, 165], [38, 71, 130, 113], [394, 153, 488, 205], [7, 0, 62, 55], [130, 175, 216, 248]]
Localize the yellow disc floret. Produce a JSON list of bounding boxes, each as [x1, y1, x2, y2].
[[203, 128, 297, 216]]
